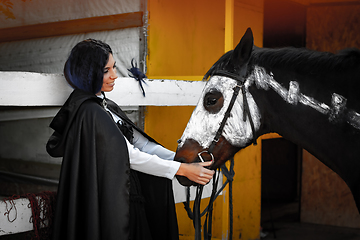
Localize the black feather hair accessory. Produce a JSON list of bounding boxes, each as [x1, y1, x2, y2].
[[128, 59, 147, 97]]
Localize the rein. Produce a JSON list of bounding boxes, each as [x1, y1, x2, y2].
[[186, 69, 258, 239], [183, 159, 235, 240]]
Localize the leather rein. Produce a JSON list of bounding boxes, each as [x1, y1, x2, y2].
[[186, 69, 258, 240]]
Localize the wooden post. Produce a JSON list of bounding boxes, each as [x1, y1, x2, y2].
[[225, 0, 234, 53], [223, 0, 234, 238]]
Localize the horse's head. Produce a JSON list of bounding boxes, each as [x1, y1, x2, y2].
[[175, 28, 263, 186]]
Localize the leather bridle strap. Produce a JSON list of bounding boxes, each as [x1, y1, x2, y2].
[[208, 83, 242, 153], [207, 70, 257, 155], [241, 85, 258, 145]]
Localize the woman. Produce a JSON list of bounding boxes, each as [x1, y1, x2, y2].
[[46, 39, 214, 240]]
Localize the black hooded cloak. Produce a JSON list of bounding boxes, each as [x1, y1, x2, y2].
[[47, 89, 179, 240]]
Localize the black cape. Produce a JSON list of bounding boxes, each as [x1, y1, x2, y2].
[[47, 89, 179, 240]]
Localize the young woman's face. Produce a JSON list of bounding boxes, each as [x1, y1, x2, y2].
[[101, 54, 118, 92]]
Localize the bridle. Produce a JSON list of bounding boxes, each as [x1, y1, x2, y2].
[[187, 68, 258, 240], [197, 69, 258, 163]]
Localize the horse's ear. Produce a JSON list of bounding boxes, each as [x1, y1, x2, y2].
[[232, 28, 254, 67]]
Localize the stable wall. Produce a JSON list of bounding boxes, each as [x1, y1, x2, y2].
[[301, 2, 360, 228], [145, 0, 264, 239]]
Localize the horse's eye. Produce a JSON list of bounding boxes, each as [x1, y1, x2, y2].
[[203, 90, 224, 114], [207, 98, 217, 106]]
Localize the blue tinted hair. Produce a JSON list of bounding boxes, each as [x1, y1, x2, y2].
[[64, 39, 113, 94]]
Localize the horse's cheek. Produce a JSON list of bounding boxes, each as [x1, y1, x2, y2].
[[188, 111, 213, 146]]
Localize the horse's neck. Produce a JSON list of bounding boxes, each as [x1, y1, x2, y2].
[[249, 65, 360, 166], [247, 51, 360, 212]]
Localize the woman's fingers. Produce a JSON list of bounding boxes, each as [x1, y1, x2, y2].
[[198, 162, 215, 176], [192, 163, 215, 185], [176, 162, 215, 185], [198, 161, 212, 167]]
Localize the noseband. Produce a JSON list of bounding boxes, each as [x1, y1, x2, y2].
[[198, 70, 257, 163]]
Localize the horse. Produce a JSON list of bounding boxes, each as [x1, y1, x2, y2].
[[174, 28, 360, 212]]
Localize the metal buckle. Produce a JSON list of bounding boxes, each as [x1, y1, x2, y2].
[[197, 151, 214, 162]]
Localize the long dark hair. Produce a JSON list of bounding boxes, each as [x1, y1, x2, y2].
[[64, 39, 113, 94]]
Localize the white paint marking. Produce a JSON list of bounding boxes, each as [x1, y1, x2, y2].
[[179, 75, 261, 148], [249, 65, 360, 130], [287, 81, 300, 105]]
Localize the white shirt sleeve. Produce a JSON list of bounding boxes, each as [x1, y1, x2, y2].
[[125, 134, 180, 179], [132, 129, 176, 160]]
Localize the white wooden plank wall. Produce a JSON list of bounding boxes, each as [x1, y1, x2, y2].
[[0, 198, 38, 236], [0, 72, 205, 107]]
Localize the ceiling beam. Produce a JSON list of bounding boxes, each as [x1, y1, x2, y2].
[[0, 11, 143, 43]]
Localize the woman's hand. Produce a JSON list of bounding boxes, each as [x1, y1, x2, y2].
[[176, 161, 215, 185]]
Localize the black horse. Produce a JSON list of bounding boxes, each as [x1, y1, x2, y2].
[[174, 28, 360, 212]]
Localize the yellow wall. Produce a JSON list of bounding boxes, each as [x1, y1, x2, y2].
[[146, 0, 264, 239]]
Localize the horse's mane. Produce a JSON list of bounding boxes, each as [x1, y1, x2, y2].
[[251, 47, 360, 74], [203, 51, 234, 80], [204, 46, 360, 80]]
